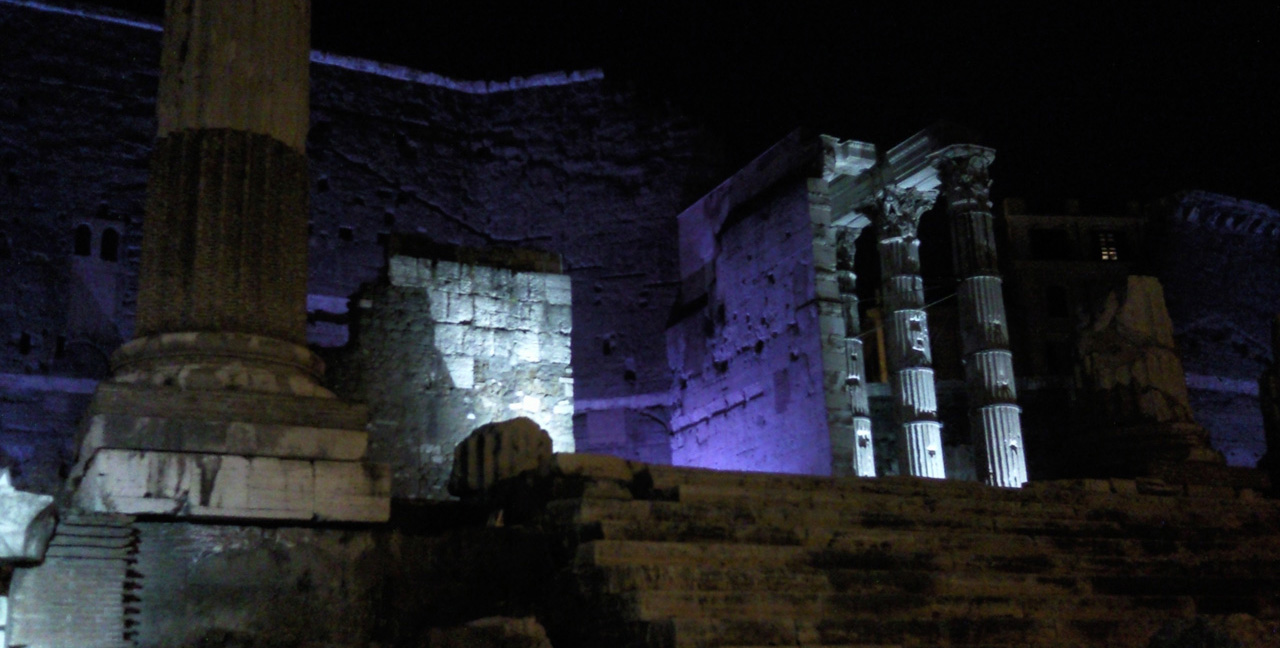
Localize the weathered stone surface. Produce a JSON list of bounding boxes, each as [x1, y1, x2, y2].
[[0, 469, 55, 561], [73, 448, 391, 522], [1147, 614, 1280, 648], [8, 513, 137, 648], [428, 616, 554, 648], [136, 131, 310, 344], [667, 134, 836, 476], [332, 252, 573, 499], [1074, 276, 1222, 473], [1079, 276, 1196, 425], [449, 418, 553, 498]]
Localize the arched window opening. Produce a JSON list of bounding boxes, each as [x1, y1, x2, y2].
[[74, 224, 92, 256], [100, 228, 120, 262]]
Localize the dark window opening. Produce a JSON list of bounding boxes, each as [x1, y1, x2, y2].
[[74, 224, 92, 256], [55, 335, 66, 359], [1044, 339, 1072, 376], [18, 332, 31, 355], [1045, 285, 1069, 319], [0, 232, 10, 260], [1028, 228, 1073, 260], [100, 228, 119, 262], [338, 226, 354, 242]]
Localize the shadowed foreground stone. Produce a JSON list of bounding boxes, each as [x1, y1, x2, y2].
[[1073, 276, 1224, 476], [428, 616, 554, 648]]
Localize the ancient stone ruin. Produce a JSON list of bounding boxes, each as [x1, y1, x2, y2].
[[0, 0, 1276, 646]]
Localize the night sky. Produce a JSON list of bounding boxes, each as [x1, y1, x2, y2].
[[91, 1, 1279, 209]]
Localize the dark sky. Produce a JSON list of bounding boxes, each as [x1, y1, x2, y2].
[[93, 1, 1280, 209]]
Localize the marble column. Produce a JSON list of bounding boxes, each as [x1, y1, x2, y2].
[[934, 145, 1027, 488], [68, 0, 389, 521], [875, 185, 945, 478], [836, 224, 875, 476], [127, 0, 317, 390]]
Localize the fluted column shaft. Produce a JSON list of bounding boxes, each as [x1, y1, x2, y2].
[[137, 0, 311, 344], [836, 225, 875, 476], [874, 187, 945, 478], [935, 145, 1028, 487]]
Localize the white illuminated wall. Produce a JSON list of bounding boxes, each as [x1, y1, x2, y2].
[[331, 254, 573, 499]]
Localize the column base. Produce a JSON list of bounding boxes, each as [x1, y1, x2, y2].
[[66, 333, 391, 523]]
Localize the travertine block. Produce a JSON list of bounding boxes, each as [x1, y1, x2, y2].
[[73, 449, 389, 522]]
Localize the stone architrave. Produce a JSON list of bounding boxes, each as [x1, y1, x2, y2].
[[0, 470, 56, 562], [1075, 276, 1223, 473], [933, 145, 1027, 488], [835, 224, 876, 476], [873, 185, 945, 478], [68, 0, 389, 521]]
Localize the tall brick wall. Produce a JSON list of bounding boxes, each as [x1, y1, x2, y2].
[[330, 251, 574, 499], [0, 2, 704, 489]]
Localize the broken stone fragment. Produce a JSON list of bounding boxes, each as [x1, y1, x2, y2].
[[0, 469, 56, 562], [427, 616, 554, 648], [1077, 276, 1195, 425], [449, 418, 553, 497]]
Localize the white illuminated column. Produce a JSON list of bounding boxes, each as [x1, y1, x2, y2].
[[874, 185, 946, 478], [836, 224, 876, 476], [934, 145, 1028, 488]]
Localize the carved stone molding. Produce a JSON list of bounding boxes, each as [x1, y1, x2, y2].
[[934, 145, 995, 213], [875, 185, 937, 240]]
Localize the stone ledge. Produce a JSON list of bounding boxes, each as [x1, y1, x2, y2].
[[89, 382, 368, 429], [73, 449, 390, 522], [78, 413, 368, 462]]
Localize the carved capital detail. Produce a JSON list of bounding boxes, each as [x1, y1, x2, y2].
[[934, 145, 995, 211], [875, 186, 937, 240]]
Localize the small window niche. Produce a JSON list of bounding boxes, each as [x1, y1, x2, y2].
[[100, 227, 120, 262], [74, 224, 92, 256]]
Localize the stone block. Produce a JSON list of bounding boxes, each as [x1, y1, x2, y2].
[[546, 276, 572, 306], [79, 413, 369, 463], [0, 470, 56, 561], [551, 452, 640, 483], [448, 418, 553, 497], [73, 449, 390, 522]]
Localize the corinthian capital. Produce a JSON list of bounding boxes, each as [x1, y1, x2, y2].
[[874, 185, 937, 240], [933, 145, 995, 212]]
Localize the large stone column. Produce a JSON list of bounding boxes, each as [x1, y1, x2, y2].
[[934, 145, 1028, 488], [67, 0, 389, 521], [875, 185, 945, 478], [836, 224, 876, 476]]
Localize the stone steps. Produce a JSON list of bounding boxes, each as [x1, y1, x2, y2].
[[619, 589, 1197, 622], [471, 454, 1280, 646], [644, 613, 1172, 648]]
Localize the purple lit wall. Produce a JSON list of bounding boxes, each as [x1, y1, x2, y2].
[[666, 138, 834, 474]]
